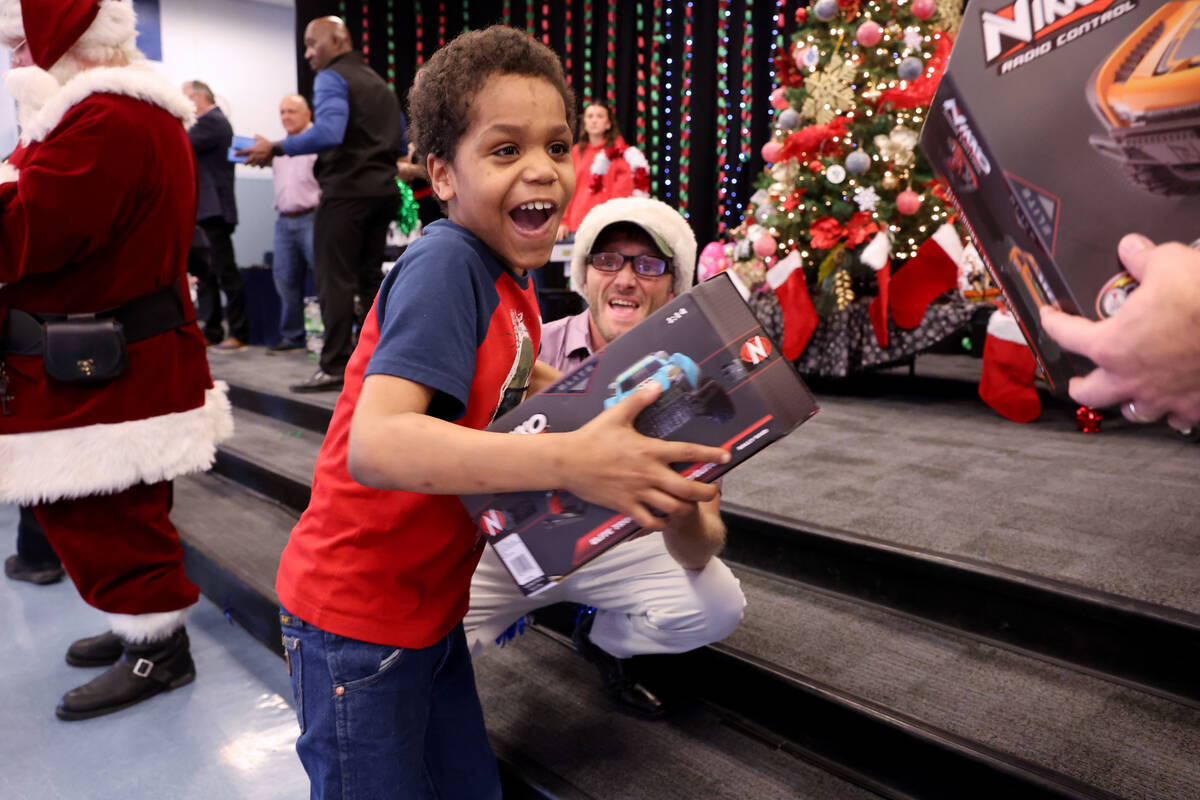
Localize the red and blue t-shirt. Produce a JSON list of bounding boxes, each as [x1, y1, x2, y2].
[[275, 220, 540, 647]]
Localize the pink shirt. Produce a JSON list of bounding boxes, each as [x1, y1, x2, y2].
[[273, 129, 321, 214], [538, 309, 594, 373]]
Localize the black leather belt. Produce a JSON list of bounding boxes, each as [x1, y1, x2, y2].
[[2, 283, 188, 355]]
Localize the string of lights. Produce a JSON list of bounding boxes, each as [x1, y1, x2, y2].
[[715, 0, 731, 232], [502, 0, 511, 27], [564, 0, 573, 76], [660, 0, 675, 203], [649, 0, 662, 194], [678, 1, 695, 217], [734, 0, 754, 225], [605, 5, 617, 108], [360, 2, 369, 55], [582, 0, 593, 100], [414, 0, 424, 65], [635, 0, 647, 147], [541, 2, 551, 47], [384, 0, 395, 89], [526, 0, 535, 35], [436, 0, 446, 49]]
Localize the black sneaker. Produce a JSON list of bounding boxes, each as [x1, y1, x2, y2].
[[572, 606, 666, 718], [4, 554, 65, 585], [290, 369, 344, 393]]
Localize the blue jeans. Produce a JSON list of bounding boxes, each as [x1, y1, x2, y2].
[[273, 212, 315, 346], [279, 609, 500, 800]]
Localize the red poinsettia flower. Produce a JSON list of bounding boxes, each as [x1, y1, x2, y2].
[[772, 53, 805, 88]]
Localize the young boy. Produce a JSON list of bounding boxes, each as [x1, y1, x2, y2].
[[274, 27, 729, 800]]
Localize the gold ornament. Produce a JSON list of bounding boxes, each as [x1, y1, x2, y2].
[[882, 173, 899, 189], [800, 55, 858, 125], [936, 0, 964, 32], [873, 125, 919, 167], [834, 269, 854, 311]]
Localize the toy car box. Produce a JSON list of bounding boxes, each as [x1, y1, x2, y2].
[[460, 272, 819, 595], [919, 0, 1200, 393]]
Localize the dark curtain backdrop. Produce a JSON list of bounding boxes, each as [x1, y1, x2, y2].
[[293, 0, 805, 249]]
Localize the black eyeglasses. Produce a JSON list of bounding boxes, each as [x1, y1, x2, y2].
[[588, 252, 673, 277]]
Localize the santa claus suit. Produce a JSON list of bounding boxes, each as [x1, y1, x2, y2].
[[0, 32, 232, 639]]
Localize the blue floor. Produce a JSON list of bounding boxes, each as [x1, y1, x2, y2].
[[0, 505, 309, 799]]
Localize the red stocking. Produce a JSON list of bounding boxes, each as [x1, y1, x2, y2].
[[889, 227, 960, 329], [767, 251, 818, 360], [979, 308, 1041, 423]]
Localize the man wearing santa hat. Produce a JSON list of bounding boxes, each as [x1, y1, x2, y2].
[[0, 0, 232, 720]]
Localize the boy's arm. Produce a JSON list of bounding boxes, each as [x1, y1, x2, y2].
[[348, 373, 730, 530], [661, 491, 726, 570]]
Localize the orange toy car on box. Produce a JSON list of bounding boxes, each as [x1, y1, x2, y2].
[[1087, 1, 1200, 194], [920, 0, 1200, 393]]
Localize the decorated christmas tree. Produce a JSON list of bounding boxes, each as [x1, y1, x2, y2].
[[719, 0, 996, 377]]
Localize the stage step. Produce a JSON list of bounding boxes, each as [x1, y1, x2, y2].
[[199, 352, 1200, 798], [214, 405, 1200, 706]]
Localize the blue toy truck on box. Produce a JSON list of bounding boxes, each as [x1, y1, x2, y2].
[[604, 350, 735, 438]]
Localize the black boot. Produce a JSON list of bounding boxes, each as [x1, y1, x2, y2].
[[572, 607, 665, 718], [4, 553, 65, 585], [65, 631, 124, 667], [56, 627, 195, 721]]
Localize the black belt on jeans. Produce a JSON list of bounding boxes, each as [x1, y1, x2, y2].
[[280, 207, 316, 218], [2, 283, 188, 356]]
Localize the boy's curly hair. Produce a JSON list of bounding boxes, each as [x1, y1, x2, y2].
[[408, 26, 577, 166]]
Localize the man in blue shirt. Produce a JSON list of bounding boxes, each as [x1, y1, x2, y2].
[[242, 16, 404, 392]]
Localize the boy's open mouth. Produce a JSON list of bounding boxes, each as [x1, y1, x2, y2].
[[509, 200, 556, 234]]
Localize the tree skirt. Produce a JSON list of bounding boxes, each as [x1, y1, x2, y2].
[[747, 292, 978, 378]]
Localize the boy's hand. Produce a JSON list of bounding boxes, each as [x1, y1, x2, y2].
[[560, 384, 730, 530]]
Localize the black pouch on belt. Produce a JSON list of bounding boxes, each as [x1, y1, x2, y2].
[[41, 318, 128, 382]]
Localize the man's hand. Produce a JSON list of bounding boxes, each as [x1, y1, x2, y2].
[[1040, 234, 1200, 431], [556, 223, 570, 242], [558, 384, 729, 531], [238, 134, 276, 167]]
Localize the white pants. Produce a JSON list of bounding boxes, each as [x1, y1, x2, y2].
[[465, 532, 746, 659]]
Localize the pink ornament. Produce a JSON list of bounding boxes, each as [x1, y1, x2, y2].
[[770, 87, 790, 111], [857, 20, 882, 47], [911, 0, 936, 20], [698, 241, 730, 283], [896, 189, 922, 215], [761, 141, 783, 163], [753, 234, 778, 258]]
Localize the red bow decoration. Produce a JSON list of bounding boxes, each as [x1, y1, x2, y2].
[[772, 53, 805, 88], [632, 168, 651, 194], [779, 116, 850, 164], [605, 144, 627, 160], [878, 33, 953, 111], [837, 0, 862, 20], [781, 189, 805, 212], [809, 212, 879, 251]]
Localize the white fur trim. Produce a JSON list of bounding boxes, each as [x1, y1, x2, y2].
[[986, 308, 1028, 345], [571, 196, 698, 297], [0, 382, 233, 506], [860, 230, 892, 271], [0, 0, 20, 44], [765, 249, 803, 290], [931, 223, 964, 267], [0, 161, 17, 185], [591, 150, 611, 175], [107, 606, 192, 643], [20, 61, 195, 145]]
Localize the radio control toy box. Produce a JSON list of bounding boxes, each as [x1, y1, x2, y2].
[[460, 272, 819, 595], [919, 0, 1200, 392]]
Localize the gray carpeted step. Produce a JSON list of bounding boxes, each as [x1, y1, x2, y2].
[[721, 385, 1200, 615], [722, 565, 1200, 800], [474, 627, 881, 800], [209, 347, 339, 412]]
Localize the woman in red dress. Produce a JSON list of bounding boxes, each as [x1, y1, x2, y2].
[[559, 103, 649, 238]]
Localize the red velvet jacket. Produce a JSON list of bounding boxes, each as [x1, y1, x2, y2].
[[0, 63, 232, 505]]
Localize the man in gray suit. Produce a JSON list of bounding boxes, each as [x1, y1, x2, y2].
[[184, 80, 248, 350]]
